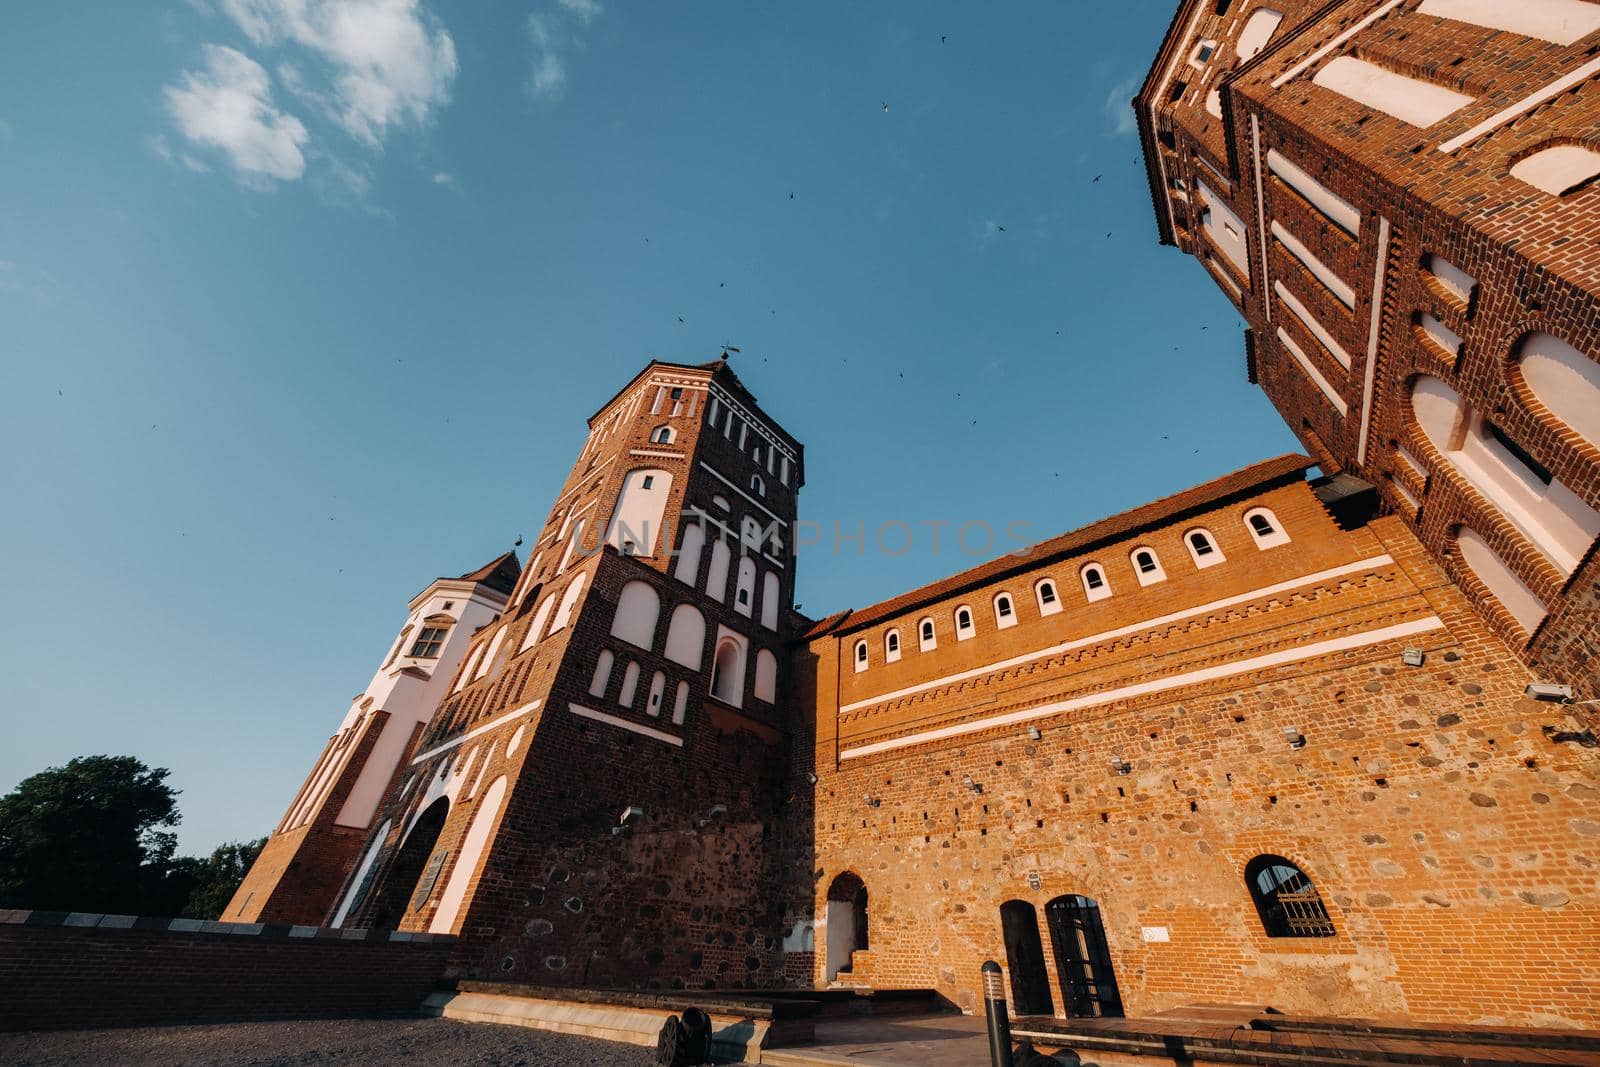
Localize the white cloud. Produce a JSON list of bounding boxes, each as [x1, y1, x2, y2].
[[557, 0, 602, 23], [431, 170, 457, 187], [163, 45, 308, 184], [220, 0, 457, 147], [527, 0, 601, 101], [1104, 74, 1141, 137]]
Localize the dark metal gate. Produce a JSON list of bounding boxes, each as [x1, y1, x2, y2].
[[1044, 895, 1123, 1018]]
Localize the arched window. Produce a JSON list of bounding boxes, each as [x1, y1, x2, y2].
[[588, 649, 614, 698], [1412, 373, 1600, 574], [618, 661, 641, 708], [1081, 563, 1111, 602], [1244, 507, 1291, 549], [664, 604, 706, 671], [853, 639, 869, 673], [955, 606, 975, 639], [705, 537, 731, 602], [1515, 331, 1600, 449], [884, 630, 901, 662], [711, 639, 744, 706], [548, 573, 587, 635], [1185, 529, 1225, 568], [1455, 526, 1549, 636], [672, 521, 705, 586], [760, 571, 780, 630], [734, 557, 757, 616], [751, 474, 766, 497], [993, 592, 1017, 629], [1131, 547, 1166, 585], [646, 670, 666, 717], [518, 594, 556, 652], [1035, 580, 1061, 617], [1510, 143, 1600, 196], [1245, 855, 1335, 937], [650, 425, 674, 444], [754, 649, 777, 703], [610, 580, 661, 649], [608, 468, 672, 556], [917, 617, 937, 651]]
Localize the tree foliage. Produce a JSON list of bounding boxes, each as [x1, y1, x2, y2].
[[0, 755, 263, 918]]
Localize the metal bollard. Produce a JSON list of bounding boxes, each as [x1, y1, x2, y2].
[[982, 960, 1014, 1067]]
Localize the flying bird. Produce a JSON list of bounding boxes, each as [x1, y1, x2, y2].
[[1093, 175, 1102, 183], [997, 225, 1006, 232], [789, 192, 795, 199], [882, 101, 889, 112], [677, 316, 685, 323], [940, 35, 947, 43]]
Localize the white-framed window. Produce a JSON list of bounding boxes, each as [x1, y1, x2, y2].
[[1185, 528, 1225, 567], [650, 425, 674, 445], [955, 606, 976, 639], [993, 592, 1017, 629], [751, 474, 766, 497], [1034, 579, 1061, 617], [1081, 563, 1111, 602], [1244, 507, 1291, 549], [917, 617, 937, 651], [853, 639, 869, 673], [1131, 547, 1167, 585], [885, 630, 901, 663]]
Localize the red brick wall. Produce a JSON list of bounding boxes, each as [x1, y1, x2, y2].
[[791, 481, 1600, 1028], [1136, 0, 1600, 701], [0, 913, 453, 1032]]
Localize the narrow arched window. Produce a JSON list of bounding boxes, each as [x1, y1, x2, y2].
[[751, 474, 766, 497], [1132, 547, 1166, 585], [1245, 855, 1335, 937], [918, 618, 937, 651], [1081, 563, 1111, 602], [650, 425, 674, 445], [1035, 579, 1061, 616], [994, 593, 1017, 629], [1185, 529, 1225, 568], [1244, 507, 1290, 548], [853, 639, 869, 673], [955, 607, 975, 639], [885, 630, 901, 663]]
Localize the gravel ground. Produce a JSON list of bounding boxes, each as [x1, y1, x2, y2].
[[0, 1016, 669, 1066]]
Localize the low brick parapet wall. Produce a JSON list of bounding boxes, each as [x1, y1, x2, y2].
[[0, 909, 455, 1032]]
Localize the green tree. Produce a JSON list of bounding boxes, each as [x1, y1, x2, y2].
[[0, 755, 181, 913], [176, 837, 267, 920]]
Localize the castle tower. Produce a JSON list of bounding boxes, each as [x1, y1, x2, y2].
[[225, 552, 520, 924], [1134, 0, 1600, 701], [328, 358, 807, 988]]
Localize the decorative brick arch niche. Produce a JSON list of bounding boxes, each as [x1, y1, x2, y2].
[[823, 871, 868, 982]]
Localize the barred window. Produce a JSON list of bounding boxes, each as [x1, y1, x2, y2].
[[1245, 855, 1335, 937]]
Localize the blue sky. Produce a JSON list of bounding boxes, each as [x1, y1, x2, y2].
[[0, 1, 1299, 853]]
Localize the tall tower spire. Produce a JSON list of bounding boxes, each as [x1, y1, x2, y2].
[[316, 358, 805, 987]]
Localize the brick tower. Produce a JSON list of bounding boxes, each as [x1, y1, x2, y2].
[[1134, 0, 1600, 700], [226, 552, 520, 924], [327, 357, 806, 988]]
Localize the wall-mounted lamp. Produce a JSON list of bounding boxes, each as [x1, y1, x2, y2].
[[1401, 647, 1425, 667], [962, 774, 983, 794], [1526, 682, 1574, 703], [805, 772, 818, 785], [619, 805, 644, 826], [863, 794, 881, 808], [1283, 726, 1306, 749], [1111, 756, 1132, 775], [1026, 726, 1042, 741]]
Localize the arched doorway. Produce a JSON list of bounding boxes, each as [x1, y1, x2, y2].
[[824, 871, 868, 982], [1044, 894, 1123, 1018], [999, 900, 1054, 1016], [367, 798, 449, 929]]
